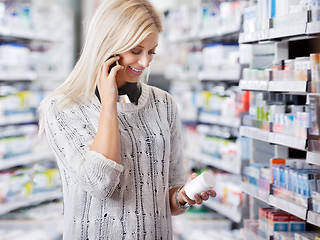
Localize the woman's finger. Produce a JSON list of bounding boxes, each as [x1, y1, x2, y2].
[[109, 65, 124, 79], [207, 189, 216, 198], [194, 194, 203, 205], [191, 173, 198, 180], [102, 56, 120, 76], [200, 192, 209, 201]]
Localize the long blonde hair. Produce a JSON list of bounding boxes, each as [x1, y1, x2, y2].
[[38, 0, 162, 133]]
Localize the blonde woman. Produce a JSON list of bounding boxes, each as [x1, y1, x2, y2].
[[39, 0, 216, 239]]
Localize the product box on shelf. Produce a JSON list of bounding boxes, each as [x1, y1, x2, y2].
[[274, 232, 295, 240], [308, 95, 320, 145], [295, 232, 320, 239], [259, 208, 306, 237], [311, 191, 320, 213], [311, 53, 320, 93]]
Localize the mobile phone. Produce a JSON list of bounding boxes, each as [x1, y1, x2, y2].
[[107, 55, 119, 73]]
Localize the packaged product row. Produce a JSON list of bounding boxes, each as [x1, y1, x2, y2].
[[0, 0, 75, 84], [170, 82, 249, 123], [165, 0, 248, 42], [0, 161, 61, 204], [241, 52, 320, 93], [242, 91, 309, 139], [0, 85, 47, 160], [0, 0, 73, 39], [184, 125, 242, 163], [243, 158, 320, 200], [165, 41, 241, 80], [243, 0, 320, 34], [243, 208, 318, 240]]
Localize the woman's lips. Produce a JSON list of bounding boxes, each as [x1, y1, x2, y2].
[[128, 66, 143, 75]]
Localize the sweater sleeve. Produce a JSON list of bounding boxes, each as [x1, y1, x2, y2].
[[44, 98, 123, 199], [168, 96, 186, 189]]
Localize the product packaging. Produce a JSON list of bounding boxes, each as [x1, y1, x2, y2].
[[185, 171, 215, 200]]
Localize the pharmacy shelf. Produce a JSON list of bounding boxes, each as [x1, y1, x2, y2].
[[198, 112, 241, 128], [0, 29, 54, 42], [269, 132, 307, 151], [0, 114, 37, 126], [240, 126, 270, 142], [0, 190, 62, 216], [185, 150, 241, 175], [239, 80, 269, 91], [239, 80, 308, 93], [241, 182, 270, 204], [203, 198, 242, 223], [268, 81, 308, 93], [239, 13, 320, 44], [306, 152, 320, 166], [0, 71, 37, 81], [198, 70, 240, 82], [242, 181, 310, 221], [269, 195, 308, 220], [0, 151, 55, 171], [240, 126, 307, 151], [239, 24, 307, 44], [307, 211, 320, 227], [268, 23, 307, 40]]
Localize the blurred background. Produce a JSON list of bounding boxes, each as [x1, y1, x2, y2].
[[0, 0, 320, 239]]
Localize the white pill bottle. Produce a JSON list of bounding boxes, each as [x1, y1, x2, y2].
[[185, 171, 215, 200]]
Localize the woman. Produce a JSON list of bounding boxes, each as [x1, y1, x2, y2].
[[39, 0, 216, 239]]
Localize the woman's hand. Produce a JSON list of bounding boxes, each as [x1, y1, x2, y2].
[[96, 56, 124, 104], [178, 173, 216, 205]]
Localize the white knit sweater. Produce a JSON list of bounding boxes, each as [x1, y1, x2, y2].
[[44, 83, 185, 240]]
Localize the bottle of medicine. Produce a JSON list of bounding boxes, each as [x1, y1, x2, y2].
[[185, 171, 215, 200]]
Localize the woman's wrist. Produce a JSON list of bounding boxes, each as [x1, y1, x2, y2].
[[175, 186, 190, 209]]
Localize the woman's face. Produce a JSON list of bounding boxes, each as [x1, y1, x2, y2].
[[116, 32, 159, 87]]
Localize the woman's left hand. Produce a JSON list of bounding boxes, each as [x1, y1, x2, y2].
[[178, 173, 216, 205]]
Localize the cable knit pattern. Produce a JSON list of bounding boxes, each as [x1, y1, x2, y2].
[[44, 83, 185, 240]]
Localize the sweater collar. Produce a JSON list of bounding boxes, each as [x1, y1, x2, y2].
[[93, 82, 149, 112]]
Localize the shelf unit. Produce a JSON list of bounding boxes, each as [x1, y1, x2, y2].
[[238, 2, 320, 235], [238, 11, 315, 44], [165, 1, 249, 229], [0, 3, 74, 238]]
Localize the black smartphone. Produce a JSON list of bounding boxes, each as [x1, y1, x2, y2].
[[96, 55, 119, 102], [107, 55, 119, 73]]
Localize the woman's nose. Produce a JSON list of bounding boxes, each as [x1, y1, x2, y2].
[[138, 54, 150, 68]]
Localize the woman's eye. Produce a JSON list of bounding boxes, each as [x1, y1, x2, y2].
[[149, 51, 156, 55], [131, 50, 141, 55]]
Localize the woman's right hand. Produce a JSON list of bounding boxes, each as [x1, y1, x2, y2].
[[97, 56, 124, 104]]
